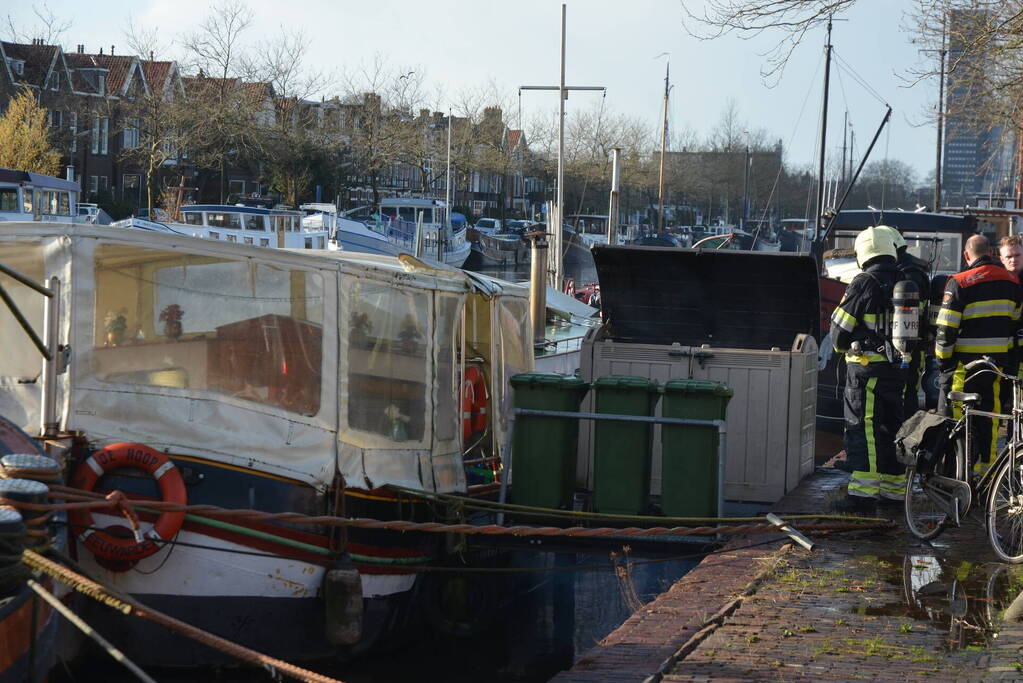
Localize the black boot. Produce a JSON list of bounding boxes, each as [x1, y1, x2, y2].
[[830, 495, 877, 515]]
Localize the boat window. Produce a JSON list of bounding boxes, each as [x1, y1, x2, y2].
[[347, 280, 429, 443], [58, 192, 70, 215], [381, 206, 398, 220], [244, 214, 264, 231], [0, 188, 17, 212], [207, 212, 242, 229], [434, 294, 461, 443], [182, 212, 203, 226], [91, 244, 324, 416], [398, 207, 416, 222], [22, 189, 33, 214], [0, 241, 46, 380]]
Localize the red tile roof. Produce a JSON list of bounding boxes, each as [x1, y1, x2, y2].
[[1, 42, 58, 88], [140, 60, 173, 94]]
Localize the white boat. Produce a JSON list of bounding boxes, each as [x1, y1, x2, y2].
[[0, 221, 534, 666], [0, 167, 83, 223], [370, 197, 471, 267], [113, 204, 331, 250]]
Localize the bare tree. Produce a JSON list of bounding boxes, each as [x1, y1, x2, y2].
[[3, 5, 71, 45]]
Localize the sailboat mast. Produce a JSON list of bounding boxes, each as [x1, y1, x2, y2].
[[657, 61, 669, 231], [815, 18, 833, 244]]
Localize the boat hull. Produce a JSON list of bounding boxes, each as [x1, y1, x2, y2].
[[0, 582, 58, 683]]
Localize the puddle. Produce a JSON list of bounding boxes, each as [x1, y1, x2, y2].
[[862, 554, 1023, 650]]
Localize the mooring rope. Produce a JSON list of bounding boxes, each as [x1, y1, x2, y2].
[[21, 549, 345, 683]]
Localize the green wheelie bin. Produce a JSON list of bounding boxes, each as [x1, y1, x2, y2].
[[660, 379, 733, 517], [592, 375, 660, 515], [510, 373, 590, 510]]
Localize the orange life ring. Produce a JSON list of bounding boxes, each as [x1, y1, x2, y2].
[[461, 366, 489, 441], [69, 443, 187, 564]]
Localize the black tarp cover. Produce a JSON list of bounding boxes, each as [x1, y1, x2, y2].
[[592, 245, 820, 350]]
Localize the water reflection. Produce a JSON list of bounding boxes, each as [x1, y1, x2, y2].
[[870, 554, 1023, 651], [342, 550, 699, 683]]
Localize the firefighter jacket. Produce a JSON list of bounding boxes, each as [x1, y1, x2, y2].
[[831, 259, 899, 367], [934, 255, 1022, 371]]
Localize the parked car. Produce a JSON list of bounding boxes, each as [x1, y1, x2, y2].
[[474, 218, 502, 234]]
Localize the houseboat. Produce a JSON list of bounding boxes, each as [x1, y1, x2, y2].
[[0, 167, 81, 223], [369, 198, 471, 268], [114, 204, 331, 250], [0, 221, 533, 666]]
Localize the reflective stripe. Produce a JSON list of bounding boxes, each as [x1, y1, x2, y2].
[[935, 342, 955, 359], [865, 376, 878, 474], [849, 471, 880, 497], [145, 527, 164, 542], [951, 363, 966, 421], [152, 460, 175, 480], [955, 337, 1012, 354], [831, 306, 856, 332], [85, 456, 103, 477], [989, 376, 1001, 464], [844, 352, 888, 363], [862, 312, 882, 330], [878, 473, 906, 500], [79, 529, 94, 542], [962, 300, 1016, 319], [935, 309, 962, 328]]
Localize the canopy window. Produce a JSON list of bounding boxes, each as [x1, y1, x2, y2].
[[347, 279, 430, 444], [90, 244, 325, 416]]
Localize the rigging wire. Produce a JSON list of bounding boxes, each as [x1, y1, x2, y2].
[[832, 50, 889, 107]]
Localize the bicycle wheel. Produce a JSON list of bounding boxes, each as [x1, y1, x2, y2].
[[905, 465, 950, 540], [904, 431, 963, 541], [986, 454, 1023, 563]]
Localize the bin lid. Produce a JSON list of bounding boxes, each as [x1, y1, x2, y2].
[[664, 379, 734, 398], [591, 245, 819, 349], [509, 372, 589, 389], [592, 375, 659, 391]]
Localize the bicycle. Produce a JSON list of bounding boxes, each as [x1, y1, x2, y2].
[[904, 357, 1023, 563]]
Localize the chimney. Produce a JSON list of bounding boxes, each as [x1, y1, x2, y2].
[[149, 51, 154, 61], [99, 47, 104, 55], [78, 44, 84, 53], [110, 45, 115, 55]]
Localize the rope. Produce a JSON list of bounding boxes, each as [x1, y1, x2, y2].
[[21, 549, 345, 683], [0, 487, 894, 541], [0, 464, 61, 482]]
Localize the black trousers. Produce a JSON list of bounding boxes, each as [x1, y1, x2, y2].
[[938, 363, 1001, 467], [843, 363, 906, 499], [902, 349, 924, 416]]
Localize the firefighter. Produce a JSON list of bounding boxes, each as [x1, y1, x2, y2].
[[831, 226, 905, 512], [879, 226, 931, 414], [935, 234, 1023, 475]]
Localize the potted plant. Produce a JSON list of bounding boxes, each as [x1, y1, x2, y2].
[[104, 310, 127, 346], [159, 304, 184, 340]]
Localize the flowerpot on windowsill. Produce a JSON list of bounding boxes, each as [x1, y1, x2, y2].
[[106, 330, 124, 346], [164, 320, 182, 340]]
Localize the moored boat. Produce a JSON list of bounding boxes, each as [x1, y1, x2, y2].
[[0, 221, 534, 666]]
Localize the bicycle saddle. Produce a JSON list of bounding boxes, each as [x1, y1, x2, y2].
[[947, 391, 981, 403]]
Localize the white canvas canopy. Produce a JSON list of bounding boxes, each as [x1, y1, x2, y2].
[[0, 224, 531, 493]]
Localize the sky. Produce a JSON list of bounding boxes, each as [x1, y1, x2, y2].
[[7, 0, 940, 180]]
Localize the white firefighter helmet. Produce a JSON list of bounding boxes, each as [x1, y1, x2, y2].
[[876, 225, 907, 251], [854, 226, 897, 267]]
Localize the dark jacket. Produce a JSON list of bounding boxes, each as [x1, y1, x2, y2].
[[934, 255, 1022, 370], [831, 258, 899, 366]]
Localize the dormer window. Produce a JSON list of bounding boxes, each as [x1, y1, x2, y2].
[[7, 58, 24, 76], [98, 74, 105, 94], [46, 71, 60, 90]]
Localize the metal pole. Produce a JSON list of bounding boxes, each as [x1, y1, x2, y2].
[[40, 276, 60, 438], [936, 21, 946, 211], [815, 18, 833, 248], [529, 234, 549, 346], [766, 513, 816, 551], [608, 147, 621, 245], [557, 3, 566, 288], [657, 61, 669, 232]]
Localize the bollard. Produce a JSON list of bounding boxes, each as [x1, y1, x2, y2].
[[323, 564, 363, 646]]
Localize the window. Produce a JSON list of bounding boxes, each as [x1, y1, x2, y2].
[[68, 112, 77, 152], [182, 212, 204, 226], [0, 188, 18, 212], [347, 280, 429, 442], [22, 190, 33, 215], [91, 117, 109, 155], [47, 71, 60, 91], [123, 119, 140, 149], [91, 244, 324, 415], [206, 212, 242, 229], [89, 176, 109, 194], [0, 241, 45, 380], [49, 110, 62, 127], [244, 214, 264, 231], [228, 180, 245, 196]]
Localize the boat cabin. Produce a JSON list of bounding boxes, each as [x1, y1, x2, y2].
[[378, 198, 448, 227], [0, 168, 79, 223], [177, 204, 328, 250]]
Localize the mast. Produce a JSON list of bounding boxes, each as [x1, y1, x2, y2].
[[445, 110, 452, 226], [935, 18, 946, 211], [742, 142, 750, 230], [815, 17, 833, 247], [657, 61, 670, 231], [841, 110, 848, 188]]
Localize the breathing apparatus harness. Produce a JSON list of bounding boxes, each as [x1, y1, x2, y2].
[[849, 270, 921, 369]]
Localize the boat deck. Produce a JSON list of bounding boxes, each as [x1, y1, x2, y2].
[[553, 465, 1023, 682]]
